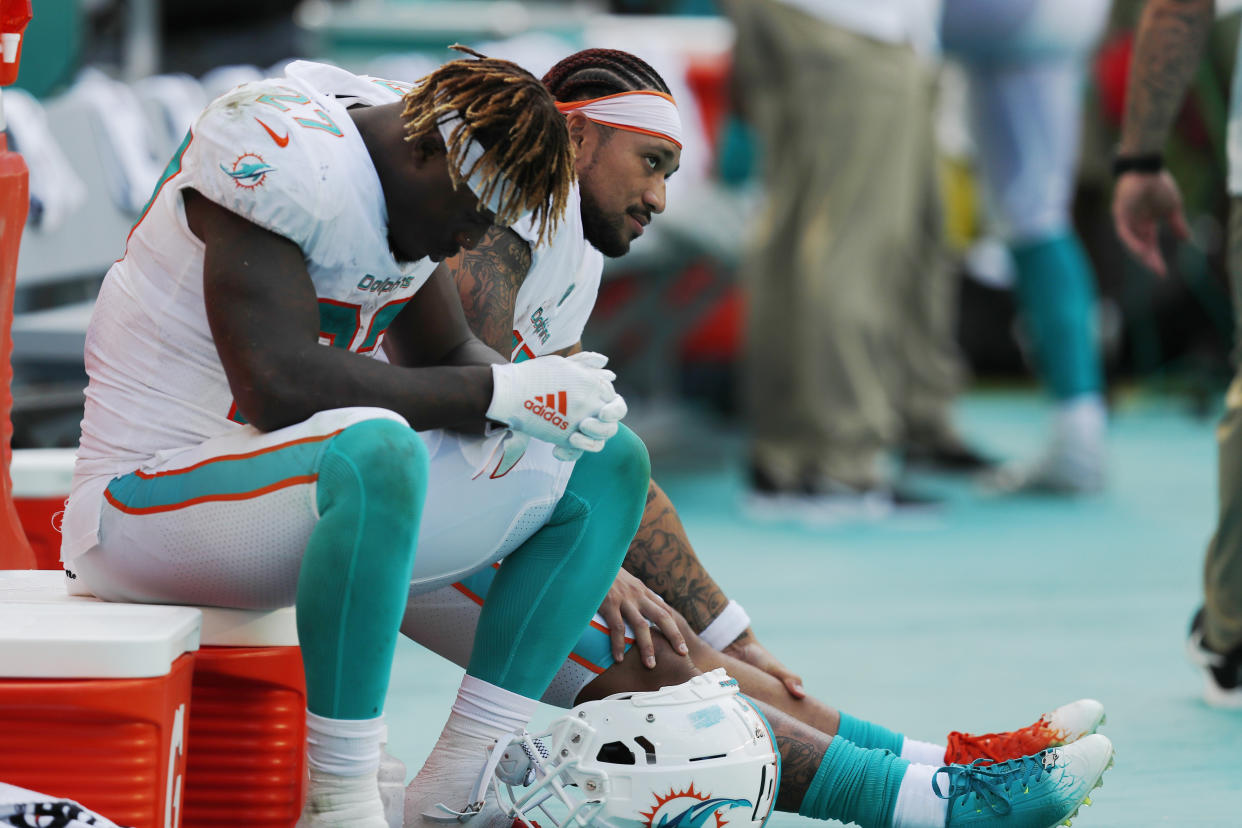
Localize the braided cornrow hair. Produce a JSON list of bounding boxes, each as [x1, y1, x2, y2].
[[402, 45, 573, 244], [541, 48, 671, 104]]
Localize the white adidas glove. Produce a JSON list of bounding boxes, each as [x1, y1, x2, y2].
[[487, 352, 627, 455], [549, 389, 627, 463]]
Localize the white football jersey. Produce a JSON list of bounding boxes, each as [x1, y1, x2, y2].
[[64, 62, 435, 560], [508, 183, 602, 361]]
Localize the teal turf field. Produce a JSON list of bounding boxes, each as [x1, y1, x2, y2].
[[385, 389, 1242, 827]]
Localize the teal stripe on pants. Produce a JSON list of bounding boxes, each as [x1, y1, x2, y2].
[[104, 433, 337, 512]]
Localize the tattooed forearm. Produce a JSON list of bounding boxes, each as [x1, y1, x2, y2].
[[448, 226, 533, 356], [1120, 0, 1215, 154], [622, 480, 731, 633], [730, 627, 755, 647]]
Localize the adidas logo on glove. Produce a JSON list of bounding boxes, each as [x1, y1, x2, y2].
[[524, 392, 569, 430]]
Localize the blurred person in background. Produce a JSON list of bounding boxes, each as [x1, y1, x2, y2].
[[943, 0, 1113, 494], [1112, 0, 1242, 707], [720, 0, 991, 520]]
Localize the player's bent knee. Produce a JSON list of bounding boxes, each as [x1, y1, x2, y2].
[[592, 424, 651, 497], [321, 417, 429, 521], [574, 633, 699, 704]]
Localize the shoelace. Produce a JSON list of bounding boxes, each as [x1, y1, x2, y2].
[[516, 737, 550, 786], [944, 717, 1060, 765], [933, 750, 1058, 817]]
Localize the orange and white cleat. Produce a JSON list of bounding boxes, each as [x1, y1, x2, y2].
[[944, 699, 1106, 765]]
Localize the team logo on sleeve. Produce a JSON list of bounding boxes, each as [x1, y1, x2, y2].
[[220, 152, 276, 189]]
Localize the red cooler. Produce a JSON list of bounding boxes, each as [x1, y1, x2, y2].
[[0, 599, 201, 827], [0, 570, 309, 827], [186, 606, 306, 827]]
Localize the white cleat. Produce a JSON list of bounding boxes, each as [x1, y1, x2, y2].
[[983, 449, 1104, 494], [404, 785, 511, 828], [982, 397, 1106, 495], [296, 768, 388, 828], [403, 753, 513, 828], [1045, 698, 1107, 743], [938, 733, 1114, 828]]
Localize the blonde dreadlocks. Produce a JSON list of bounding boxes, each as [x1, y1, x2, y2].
[[401, 46, 574, 245]]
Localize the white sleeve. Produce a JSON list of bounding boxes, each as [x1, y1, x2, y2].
[[181, 83, 327, 250], [542, 249, 602, 353]]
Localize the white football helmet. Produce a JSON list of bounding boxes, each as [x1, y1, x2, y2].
[[485, 670, 779, 828]]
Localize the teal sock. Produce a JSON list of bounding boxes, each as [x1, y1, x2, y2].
[[837, 712, 906, 756], [467, 425, 650, 698], [1012, 232, 1104, 400], [798, 737, 909, 828], [297, 419, 428, 719]]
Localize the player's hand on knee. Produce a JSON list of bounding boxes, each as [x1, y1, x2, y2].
[[723, 632, 806, 699], [487, 352, 626, 452], [598, 569, 689, 669]]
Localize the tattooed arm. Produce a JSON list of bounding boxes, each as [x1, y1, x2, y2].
[[1119, 0, 1215, 156], [446, 225, 533, 355], [623, 480, 807, 696], [622, 480, 729, 631], [1112, 0, 1213, 275]]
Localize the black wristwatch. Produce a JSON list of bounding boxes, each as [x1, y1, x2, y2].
[[1112, 153, 1164, 178]]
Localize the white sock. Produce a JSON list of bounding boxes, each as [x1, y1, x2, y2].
[[898, 737, 946, 766], [300, 712, 389, 827], [306, 711, 387, 776], [891, 763, 949, 828], [451, 675, 539, 739], [404, 676, 538, 827]]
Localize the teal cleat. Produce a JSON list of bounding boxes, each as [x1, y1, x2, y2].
[[935, 733, 1113, 827]]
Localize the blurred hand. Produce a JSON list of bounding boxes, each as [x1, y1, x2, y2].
[[1111, 170, 1191, 278], [597, 569, 688, 669], [723, 633, 806, 699]]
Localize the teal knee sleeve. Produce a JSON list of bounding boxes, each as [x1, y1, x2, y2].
[[298, 419, 428, 719], [468, 425, 650, 698], [799, 737, 909, 828], [837, 712, 905, 756], [1012, 232, 1103, 400]]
